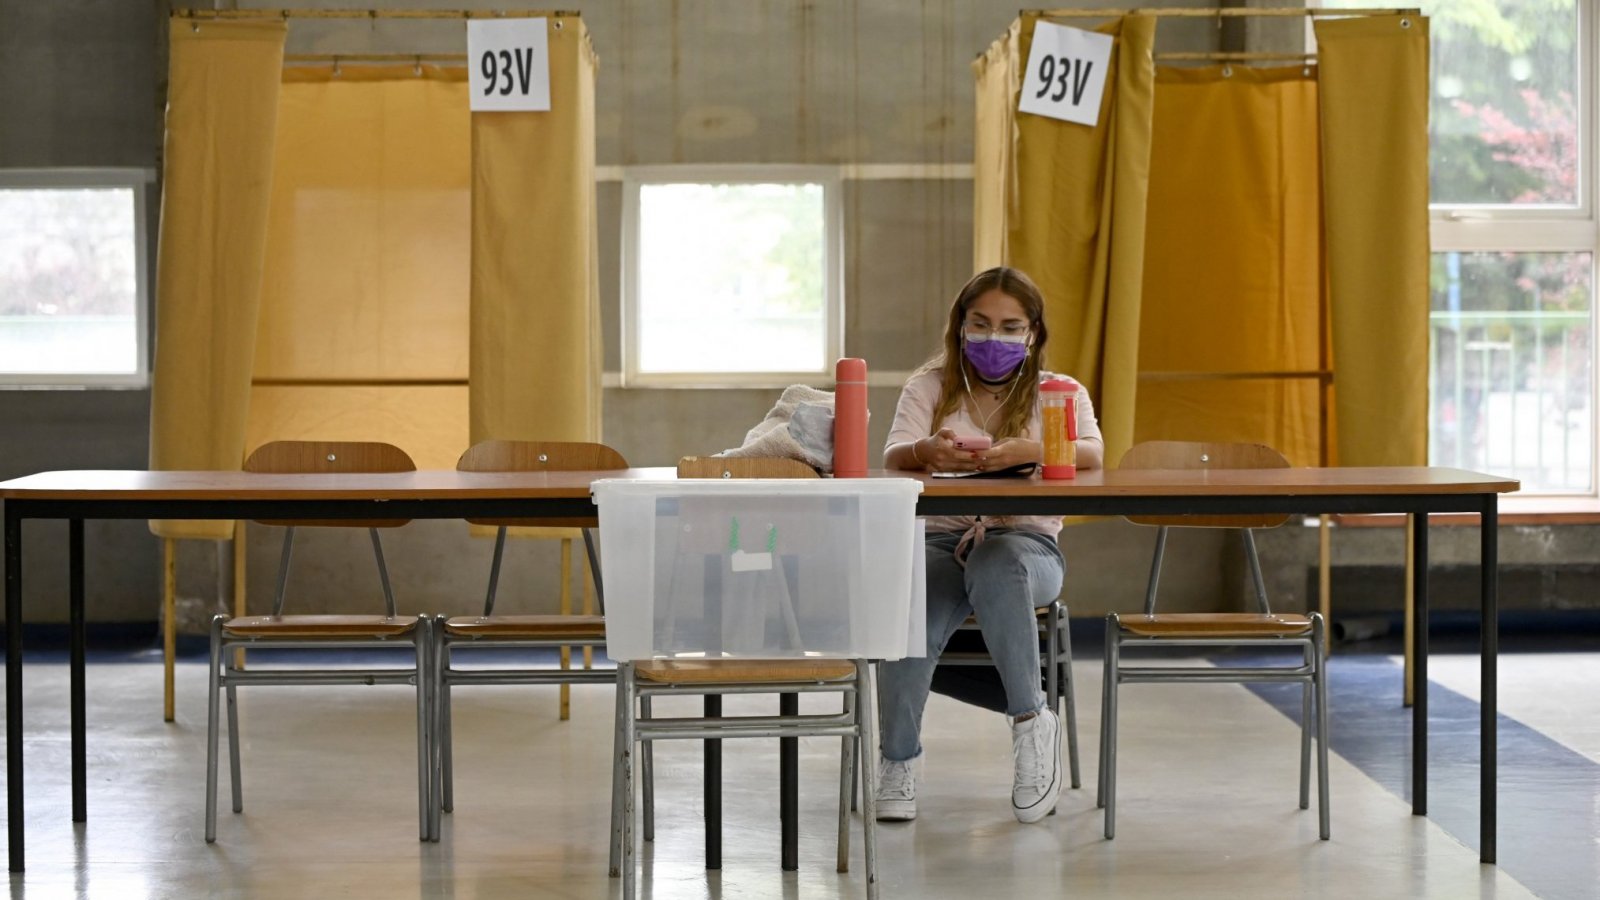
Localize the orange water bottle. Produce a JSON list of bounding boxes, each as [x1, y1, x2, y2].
[[1040, 378, 1078, 479], [833, 358, 868, 478]]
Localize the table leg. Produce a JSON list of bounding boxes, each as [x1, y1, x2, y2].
[[1411, 512, 1428, 817], [781, 692, 799, 871], [70, 519, 86, 823], [705, 694, 721, 870], [1481, 498, 1498, 864], [6, 504, 25, 872]]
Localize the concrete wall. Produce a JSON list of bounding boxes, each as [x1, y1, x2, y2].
[[2, 1, 1597, 636]]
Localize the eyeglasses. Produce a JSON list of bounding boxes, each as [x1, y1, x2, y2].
[[963, 322, 1031, 343]]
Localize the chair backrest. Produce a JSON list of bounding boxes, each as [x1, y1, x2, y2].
[[243, 440, 416, 528], [456, 439, 629, 528], [1118, 440, 1291, 530], [677, 456, 819, 480]]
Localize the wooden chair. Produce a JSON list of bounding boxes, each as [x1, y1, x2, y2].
[[431, 440, 626, 828], [609, 456, 880, 899], [1098, 440, 1329, 840], [205, 440, 434, 843]]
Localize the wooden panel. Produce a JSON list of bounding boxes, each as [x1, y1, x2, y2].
[[1119, 440, 1290, 471], [244, 441, 416, 475], [677, 456, 820, 479], [223, 614, 420, 637], [1120, 440, 1291, 529], [634, 659, 856, 684], [1116, 612, 1313, 638], [458, 441, 627, 472], [244, 440, 414, 528], [442, 614, 606, 639], [458, 440, 627, 527]]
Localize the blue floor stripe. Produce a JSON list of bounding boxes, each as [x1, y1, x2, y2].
[[1241, 653, 1600, 900]]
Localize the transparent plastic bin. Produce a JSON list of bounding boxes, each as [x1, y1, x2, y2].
[[592, 478, 925, 662]]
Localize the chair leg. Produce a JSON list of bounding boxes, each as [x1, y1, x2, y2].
[[1097, 620, 1111, 810], [1299, 644, 1312, 811], [1045, 605, 1059, 718], [850, 735, 860, 812], [609, 665, 628, 879], [204, 617, 223, 843], [621, 664, 639, 899], [857, 661, 880, 899], [1103, 616, 1120, 840], [641, 695, 655, 843], [1314, 616, 1331, 840], [836, 690, 855, 873], [1059, 605, 1080, 790], [164, 538, 176, 723], [441, 648, 455, 814], [414, 620, 432, 843], [225, 682, 242, 814]]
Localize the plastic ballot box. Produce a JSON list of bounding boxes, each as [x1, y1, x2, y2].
[[592, 478, 925, 662]]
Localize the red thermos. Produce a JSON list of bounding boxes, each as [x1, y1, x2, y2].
[[833, 358, 868, 478]]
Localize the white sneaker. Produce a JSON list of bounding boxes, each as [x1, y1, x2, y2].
[[875, 755, 920, 821], [1009, 708, 1062, 824]]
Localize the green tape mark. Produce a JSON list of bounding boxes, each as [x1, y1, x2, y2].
[[766, 524, 777, 553], [729, 516, 741, 552]]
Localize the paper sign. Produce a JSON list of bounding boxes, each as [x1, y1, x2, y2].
[[1018, 21, 1113, 127], [467, 18, 550, 112], [730, 550, 774, 572]]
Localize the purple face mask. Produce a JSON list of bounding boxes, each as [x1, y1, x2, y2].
[[963, 335, 1030, 381]]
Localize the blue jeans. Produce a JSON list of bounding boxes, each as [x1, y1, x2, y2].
[[877, 528, 1065, 762]]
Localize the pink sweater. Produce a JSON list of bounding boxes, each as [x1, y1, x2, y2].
[[884, 369, 1105, 539]]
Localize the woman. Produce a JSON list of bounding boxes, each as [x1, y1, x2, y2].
[[878, 266, 1103, 823]]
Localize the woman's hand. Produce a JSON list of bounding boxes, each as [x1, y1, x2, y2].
[[913, 428, 980, 473], [975, 438, 1041, 472]]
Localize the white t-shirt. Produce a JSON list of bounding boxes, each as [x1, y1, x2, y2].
[[884, 369, 1104, 539]]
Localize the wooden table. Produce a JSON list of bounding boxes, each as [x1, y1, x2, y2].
[[1, 465, 1518, 872]]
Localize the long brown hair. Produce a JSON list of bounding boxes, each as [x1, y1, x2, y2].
[[915, 266, 1050, 440]]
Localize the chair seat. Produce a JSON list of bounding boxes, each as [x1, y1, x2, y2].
[[223, 614, 420, 638], [635, 659, 857, 684], [443, 614, 606, 639], [962, 606, 1054, 627], [1116, 613, 1314, 638]]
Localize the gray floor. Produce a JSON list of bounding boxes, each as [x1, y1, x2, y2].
[[4, 652, 1584, 899]]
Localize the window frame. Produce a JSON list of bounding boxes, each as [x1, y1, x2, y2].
[[619, 164, 844, 389], [1423, 0, 1598, 497], [0, 167, 153, 390]]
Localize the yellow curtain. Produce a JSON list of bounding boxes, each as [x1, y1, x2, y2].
[[1136, 66, 1325, 467], [1316, 15, 1431, 466], [248, 65, 471, 470], [971, 21, 1019, 269], [470, 16, 602, 448], [149, 20, 286, 540], [977, 14, 1157, 465]]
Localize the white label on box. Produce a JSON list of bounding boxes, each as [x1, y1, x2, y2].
[[730, 550, 773, 572], [467, 18, 551, 112], [1018, 21, 1112, 127]]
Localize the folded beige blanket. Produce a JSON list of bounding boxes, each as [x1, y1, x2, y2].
[[717, 384, 838, 472]]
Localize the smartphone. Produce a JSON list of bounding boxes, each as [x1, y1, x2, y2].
[[951, 434, 993, 451]]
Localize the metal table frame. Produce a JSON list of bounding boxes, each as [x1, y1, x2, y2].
[[3, 473, 1507, 872]]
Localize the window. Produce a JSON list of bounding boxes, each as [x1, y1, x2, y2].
[[622, 167, 842, 387], [0, 169, 150, 387], [1321, 0, 1596, 495]]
